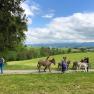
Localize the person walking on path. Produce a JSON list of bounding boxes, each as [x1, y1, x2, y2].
[[0, 57, 5, 74], [61, 57, 67, 73], [45, 56, 50, 61]]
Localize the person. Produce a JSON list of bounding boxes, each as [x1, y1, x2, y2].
[[84, 57, 89, 63], [0, 57, 5, 74], [61, 57, 67, 73], [45, 56, 50, 61]]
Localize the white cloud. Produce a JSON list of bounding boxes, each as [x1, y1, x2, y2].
[[42, 9, 55, 19], [25, 12, 94, 44], [42, 13, 54, 18], [21, 1, 40, 25], [27, 17, 32, 24], [21, 1, 40, 16]]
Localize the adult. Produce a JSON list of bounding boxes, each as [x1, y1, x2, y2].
[[0, 57, 5, 74], [61, 57, 67, 73], [45, 56, 50, 61]]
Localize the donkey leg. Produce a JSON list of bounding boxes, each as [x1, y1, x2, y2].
[[48, 66, 51, 72], [84, 65, 88, 72], [87, 67, 89, 72], [85, 67, 88, 72], [67, 65, 69, 70], [44, 66, 47, 72], [38, 66, 41, 72], [84, 68, 86, 72], [37, 64, 40, 72], [58, 63, 60, 71]]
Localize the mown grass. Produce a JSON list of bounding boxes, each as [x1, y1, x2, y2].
[[5, 52, 94, 70], [0, 72, 94, 94]]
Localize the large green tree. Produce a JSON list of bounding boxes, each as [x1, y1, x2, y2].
[[0, 0, 27, 52]]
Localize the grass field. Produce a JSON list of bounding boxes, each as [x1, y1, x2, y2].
[[0, 72, 94, 94], [5, 52, 94, 70], [1, 52, 94, 94]]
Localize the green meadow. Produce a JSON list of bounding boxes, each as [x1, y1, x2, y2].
[[0, 73, 94, 94], [1, 52, 94, 94], [5, 52, 94, 70]]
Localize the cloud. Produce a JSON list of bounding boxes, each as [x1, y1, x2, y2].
[[21, 1, 40, 25], [27, 17, 32, 24], [42, 13, 54, 19], [42, 9, 55, 19], [25, 12, 94, 44], [21, 1, 40, 16]]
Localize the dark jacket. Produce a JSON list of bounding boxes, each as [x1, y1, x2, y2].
[[62, 61, 67, 70]]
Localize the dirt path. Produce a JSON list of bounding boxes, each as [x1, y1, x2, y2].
[[0, 69, 94, 74]]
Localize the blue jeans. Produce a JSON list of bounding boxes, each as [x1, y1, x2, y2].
[[0, 64, 3, 74]]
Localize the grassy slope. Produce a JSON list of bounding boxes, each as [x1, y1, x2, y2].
[[5, 52, 94, 70], [0, 73, 94, 94]]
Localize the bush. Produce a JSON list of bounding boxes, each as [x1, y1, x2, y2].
[[6, 51, 17, 61]]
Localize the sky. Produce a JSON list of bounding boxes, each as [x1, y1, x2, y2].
[[21, 0, 94, 44]]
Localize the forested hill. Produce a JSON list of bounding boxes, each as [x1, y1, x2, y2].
[[30, 42, 94, 48]]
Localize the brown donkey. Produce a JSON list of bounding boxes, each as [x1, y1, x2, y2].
[[37, 58, 55, 72]]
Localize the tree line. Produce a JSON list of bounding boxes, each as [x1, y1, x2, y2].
[[2, 46, 93, 61], [4, 46, 64, 61]]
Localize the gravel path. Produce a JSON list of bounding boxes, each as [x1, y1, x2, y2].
[[0, 69, 94, 74]]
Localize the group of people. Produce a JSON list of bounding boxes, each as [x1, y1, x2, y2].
[[40, 56, 90, 73], [61, 56, 89, 72], [0, 56, 90, 74]]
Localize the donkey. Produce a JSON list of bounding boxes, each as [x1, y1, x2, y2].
[[37, 58, 55, 72]]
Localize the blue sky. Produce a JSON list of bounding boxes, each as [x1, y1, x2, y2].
[[21, 0, 94, 44]]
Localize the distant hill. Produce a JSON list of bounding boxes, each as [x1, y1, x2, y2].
[[27, 42, 94, 48]]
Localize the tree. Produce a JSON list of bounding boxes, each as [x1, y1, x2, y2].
[[0, 0, 27, 52], [80, 48, 86, 52], [67, 48, 72, 53]]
